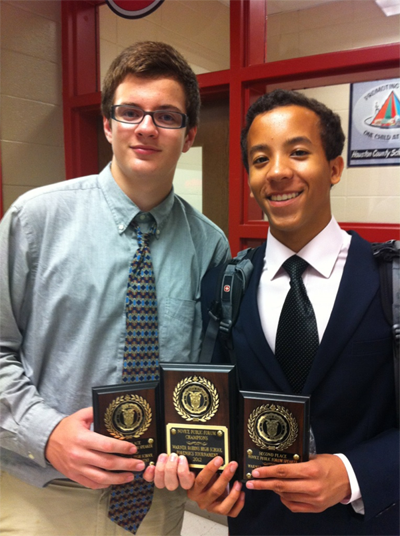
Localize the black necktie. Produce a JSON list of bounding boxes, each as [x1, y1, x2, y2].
[[275, 255, 319, 394]]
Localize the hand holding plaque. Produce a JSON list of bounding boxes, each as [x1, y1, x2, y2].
[[92, 382, 160, 466], [161, 364, 237, 471], [240, 391, 311, 480]]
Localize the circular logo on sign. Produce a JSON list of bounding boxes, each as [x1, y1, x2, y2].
[[105, 394, 152, 439], [248, 404, 298, 451], [106, 0, 165, 19], [173, 376, 219, 422]]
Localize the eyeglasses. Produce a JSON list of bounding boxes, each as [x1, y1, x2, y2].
[[111, 104, 188, 129]]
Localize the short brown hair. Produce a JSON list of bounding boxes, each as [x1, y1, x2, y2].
[[101, 41, 200, 130]]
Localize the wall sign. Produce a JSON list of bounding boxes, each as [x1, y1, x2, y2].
[[106, 0, 165, 19], [348, 78, 400, 167]]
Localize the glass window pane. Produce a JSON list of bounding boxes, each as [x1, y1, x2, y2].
[[267, 0, 400, 63], [174, 147, 203, 213], [98, 0, 230, 82]]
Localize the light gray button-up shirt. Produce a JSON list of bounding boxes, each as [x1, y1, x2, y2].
[[0, 164, 230, 487]]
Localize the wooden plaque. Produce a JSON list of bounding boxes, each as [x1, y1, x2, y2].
[[92, 382, 161, 466], [240, 391, 310, 480], [160, 364, 237, 471]]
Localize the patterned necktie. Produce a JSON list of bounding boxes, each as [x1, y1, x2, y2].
[[275, 255, 319, 394], [108, 221, 159, 534]]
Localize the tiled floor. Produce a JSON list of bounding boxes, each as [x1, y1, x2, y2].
[[181, 511, 228, 536]]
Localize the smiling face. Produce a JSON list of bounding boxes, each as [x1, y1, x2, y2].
[[103, 74, 196, 209], [247, 105, 344, 252]]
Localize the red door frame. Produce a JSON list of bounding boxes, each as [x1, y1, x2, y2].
[[61, 0, 400, 254]]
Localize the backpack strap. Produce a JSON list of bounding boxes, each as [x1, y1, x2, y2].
[[199, 248, 257, 364], [371, 240, 400, 424]]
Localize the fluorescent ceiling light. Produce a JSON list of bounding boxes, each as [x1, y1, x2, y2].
[[375, 0, 400, 16]]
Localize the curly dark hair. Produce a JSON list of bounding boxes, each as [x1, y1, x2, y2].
[[101, 41, 200, 130], [241, 89, 345, 172]]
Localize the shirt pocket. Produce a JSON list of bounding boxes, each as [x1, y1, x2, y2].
[[159, 298, 197, 362]]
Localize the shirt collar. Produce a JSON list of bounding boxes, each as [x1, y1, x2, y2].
[[98, 163, 175, 236], [265, 217, 349, 280]]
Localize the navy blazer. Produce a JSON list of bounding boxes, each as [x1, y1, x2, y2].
[[201, 231, 399, 535]]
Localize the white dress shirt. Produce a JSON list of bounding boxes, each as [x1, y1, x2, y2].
[[257, 217, 364, 514]]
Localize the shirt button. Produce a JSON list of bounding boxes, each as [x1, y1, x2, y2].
[[118, 224, 124, 231], [140, 214, 146, 221], [28, 452, 35, 460], [156, 230, 161, 235]]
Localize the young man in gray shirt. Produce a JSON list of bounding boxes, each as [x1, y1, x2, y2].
[[0, 41, 229, 536]]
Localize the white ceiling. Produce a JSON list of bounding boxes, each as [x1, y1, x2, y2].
[[267, 0, 338, 15], [218, 0, 400, 16], [217, 0, 341, 14]]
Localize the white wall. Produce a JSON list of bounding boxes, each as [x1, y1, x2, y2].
[[298, 84, 400, 224], [0, 0, 65, 213], [267, 0, 400, 61], [99, 0, 230, 79]]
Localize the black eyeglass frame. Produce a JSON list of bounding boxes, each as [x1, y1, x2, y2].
[[111, 104, 188, 129]]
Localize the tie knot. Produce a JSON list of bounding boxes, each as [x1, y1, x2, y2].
[[135, 223, 156, 248], [282, 255, 309, 281]]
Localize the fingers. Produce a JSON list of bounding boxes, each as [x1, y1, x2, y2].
[[207, 481, 245, 517], [143, 464, 155, 482], [249, 463, 306, 481], [189, 456, 225, 497], [153, 453, 169, 489], [91, 432, 138, 457], [193, 458, 237, 498], [188, 457, 239, 512], [164, 453, 180, 490], [45, 410, 148, 488], [177, 455, 195, 490], [245, 455, 351, 513], [152, 453, 195, 491], [88, 449, 146, 473]]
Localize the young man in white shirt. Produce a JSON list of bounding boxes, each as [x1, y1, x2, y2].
[[154, 89, 399, 535]]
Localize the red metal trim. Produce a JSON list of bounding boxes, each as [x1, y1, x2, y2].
[[198, 41, 400, 94], [230, 0, 245, 71], [71, 109, 100, 178], [246, 0, 266, 66], [197, 71, 229, 102], [227, 0, 245, 251], [231, 222, 399, 251], [228, 75, 245, 252], [62, 1, 100, 180], [68, 92, 102, 110], [340, 223, 400, 242], [241, 44, 400, 84]]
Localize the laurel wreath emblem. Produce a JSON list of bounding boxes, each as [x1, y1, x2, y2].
[[172, 376, 219, 422], [105, 394, 152, 440], [248, 404, 298, 451]]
